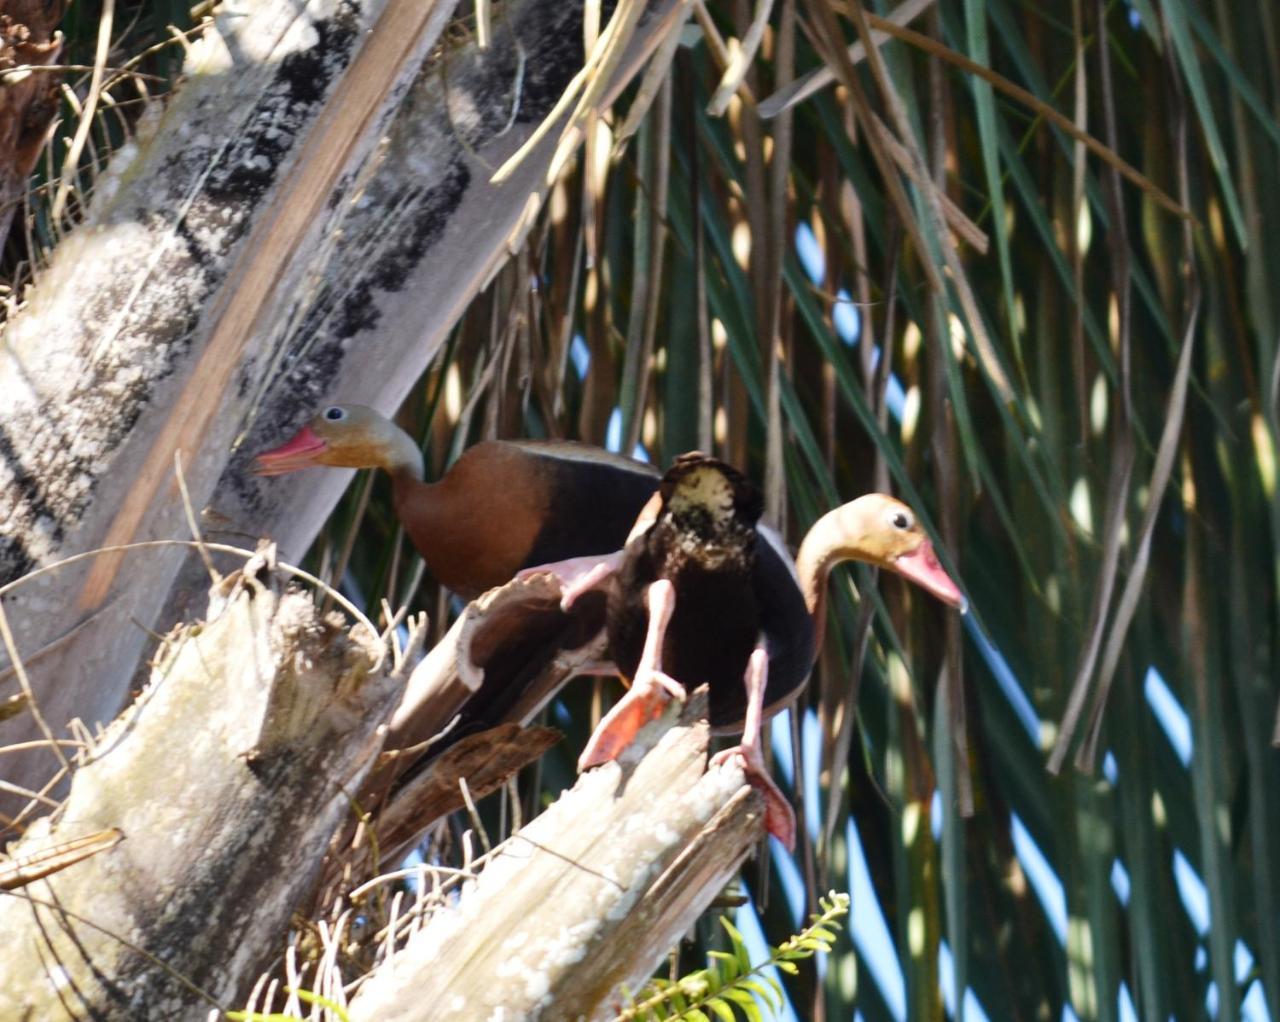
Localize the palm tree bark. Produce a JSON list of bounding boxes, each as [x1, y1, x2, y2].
[[349, 688, 766, 1022], [0, 561, 762, 1020], [0, 547, 423, 1019]]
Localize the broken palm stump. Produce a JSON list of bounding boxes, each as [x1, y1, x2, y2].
[[0, 547, 422, 1019], [360, 571, 610, 866], [349, 688, 767, 1022]]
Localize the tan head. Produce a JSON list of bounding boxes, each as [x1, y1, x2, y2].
[[798, 493, 966, 612], [253, 404, 424, 480]]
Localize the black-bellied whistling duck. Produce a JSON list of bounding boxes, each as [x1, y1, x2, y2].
[[253, 404, 661, 600], [563, 453, 965, 850], [257, 413, 963, 847], [575, 454, 768, 768]]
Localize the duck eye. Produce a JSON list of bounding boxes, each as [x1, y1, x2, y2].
[[323, 407, 346, 422], [891, 511, 911, 530]]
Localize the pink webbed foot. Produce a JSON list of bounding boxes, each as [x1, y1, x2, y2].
[[515, 550, 625, 611], [578, 578, 683, 771], [709, 744, 797, 852], [707, 647, 796, 850], [577, 667, 687, 771]]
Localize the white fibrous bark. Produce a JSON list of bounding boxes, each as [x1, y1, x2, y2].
[[0, 550, 421, 1018], [349, 690, 765, 1022]]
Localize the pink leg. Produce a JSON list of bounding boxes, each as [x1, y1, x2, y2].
[[709, 647, 796, 851], [515, 550, 625, 611], [578, 579, 686, 771]]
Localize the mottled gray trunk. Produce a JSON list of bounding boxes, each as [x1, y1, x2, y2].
[[0, 0, 681, 802], [0, 550, 421, 1019]]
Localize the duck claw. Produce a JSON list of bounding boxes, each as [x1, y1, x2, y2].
[[578, 670, 686, 771], [710, 746, 796, 851], [515, 551, 624, 611]]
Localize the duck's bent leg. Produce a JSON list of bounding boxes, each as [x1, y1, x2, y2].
[[515, 550, 626, 611], [578, 579, 685, 771], [709, 647, 796, 851]]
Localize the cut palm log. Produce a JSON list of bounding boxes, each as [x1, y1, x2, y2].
[[349, 688, 766, 1022], [0, 548, 421, 1019]]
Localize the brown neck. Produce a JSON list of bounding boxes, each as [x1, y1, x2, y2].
[[391, 470, 443, 557], [389, 445, 547, 600], [795, 522, 843, 650]]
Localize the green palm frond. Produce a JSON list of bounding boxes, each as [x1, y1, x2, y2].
[[315, 3, 1278, 1016], [12, 0, 1278, 1016]]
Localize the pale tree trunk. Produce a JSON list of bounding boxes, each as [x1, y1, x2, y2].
[[0, 547, 422, 1018], [350, 690, 765, 1022], [0, 554, 764, 1018], [0, 0, 685, 802]]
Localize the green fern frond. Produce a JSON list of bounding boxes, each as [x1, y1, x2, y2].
[[615, 892, 851, 1021]]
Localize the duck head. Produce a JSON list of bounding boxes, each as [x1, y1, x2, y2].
[[253, 404, 424, 480], [800, 493, 966, 612]]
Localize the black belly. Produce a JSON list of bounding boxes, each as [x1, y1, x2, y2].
[[515, 448, 817, 732], [609, 561, 761, 726], [619, 542, 816, 732]]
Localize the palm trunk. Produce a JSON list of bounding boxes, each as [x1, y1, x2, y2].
[[1, 554, 763, 1018], [0, 549, 422, 1018], [349, 689, 765, 1022]]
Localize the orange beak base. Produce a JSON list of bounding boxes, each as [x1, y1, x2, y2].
[[891, 540, 967, 613], [253, 426, 327, 476]]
